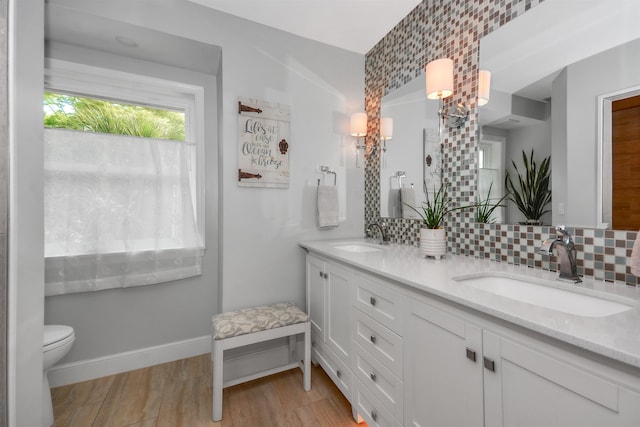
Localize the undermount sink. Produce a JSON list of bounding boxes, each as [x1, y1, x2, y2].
[[453, 273, 634, 317], [332, 243, 385, 253]]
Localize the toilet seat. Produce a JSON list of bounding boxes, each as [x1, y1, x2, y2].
[[43, 325, 75, 352]]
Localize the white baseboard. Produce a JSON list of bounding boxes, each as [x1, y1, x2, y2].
[[47, 335, 302, 388], [47, 335, 211, 387]]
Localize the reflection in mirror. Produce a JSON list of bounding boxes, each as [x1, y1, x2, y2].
[[479, 0, 640, 229], [479, 89, 551, 225], [379, 73, 441, 219]]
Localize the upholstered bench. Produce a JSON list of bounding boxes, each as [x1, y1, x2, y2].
[[211, 302, 311, 421]]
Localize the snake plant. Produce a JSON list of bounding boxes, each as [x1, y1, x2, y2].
[[504, 149, 552, 224], [404, 183, 474, 229]]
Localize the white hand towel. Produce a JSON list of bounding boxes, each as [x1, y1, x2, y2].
[[317, 185, 339, 229], [400, 187, 417, 219], [631, 231, 640, 276]]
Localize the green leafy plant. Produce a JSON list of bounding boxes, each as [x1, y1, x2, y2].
[[404, 183, 474, 229], [475, 182, 508, 224], [504, 149, 552, 224], [43, 92, 186, 141]]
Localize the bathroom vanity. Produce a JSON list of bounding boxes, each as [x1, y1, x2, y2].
[[300, 239, 640, 427]]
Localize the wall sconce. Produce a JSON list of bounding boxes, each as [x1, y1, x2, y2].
[[425, 58, 468, 131], [351, 112, 368, 168], [478, 69, 491, 106], [380, 117, 393, 169]]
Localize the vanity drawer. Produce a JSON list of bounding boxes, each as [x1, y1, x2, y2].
[[353, 273, 403, 335], [312, 334, 352, 402], [354, 343, 403, 423], [353, 308, 403, 378], [352, 378, 401, 427]]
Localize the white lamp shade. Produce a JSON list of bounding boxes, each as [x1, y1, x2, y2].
[[425, 58, 454, 100], [350, 112, 367, 136], [478, 69, 491, 106], [380, 117, 393, 140]]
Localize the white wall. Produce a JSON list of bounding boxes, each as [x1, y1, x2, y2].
[[9, 0, 45, 425], [10, 1, 364, 413]]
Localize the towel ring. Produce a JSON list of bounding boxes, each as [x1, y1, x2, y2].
[[319, 166, 337, 186]]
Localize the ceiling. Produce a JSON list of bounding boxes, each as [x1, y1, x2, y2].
[[46, 0, 421, 76], [45, 2, 223, 75], [187, 0, 422, 54]]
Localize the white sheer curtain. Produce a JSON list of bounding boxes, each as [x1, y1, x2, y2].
[[44, 128, 204, 296]]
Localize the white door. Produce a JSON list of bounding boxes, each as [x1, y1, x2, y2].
[[404, 298, 484, 427], [483, 332, 639, 427], [306, 255, 326, 340], [326, 262, 352, 365]]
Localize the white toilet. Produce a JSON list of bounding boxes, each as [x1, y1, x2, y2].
[[42, 325, 75, 427]]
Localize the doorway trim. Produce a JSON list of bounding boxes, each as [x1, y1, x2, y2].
[[596, 84, 640, 229]]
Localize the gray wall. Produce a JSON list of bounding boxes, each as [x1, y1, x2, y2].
[[0, 0, 7, 423], [43, 42, 220, 363]]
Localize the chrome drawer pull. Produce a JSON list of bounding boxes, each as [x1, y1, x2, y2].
[[466, 348, 476, 362], [371, 411, 377, 421], [370, 335, 377, 344], [370, 372, 377, 382], [336, 369, 342, 378], [483, 357, 495, 372], [370, 296, 377, 306]]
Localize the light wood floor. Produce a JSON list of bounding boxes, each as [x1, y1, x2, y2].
[[51, 354, 362, 427]]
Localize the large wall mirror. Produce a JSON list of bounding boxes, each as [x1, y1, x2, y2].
[[380, 0, 640, 230], [480, 0, 640, 229], [379, 75, 440, 219]]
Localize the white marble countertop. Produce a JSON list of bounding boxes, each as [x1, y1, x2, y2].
[[300, 238, 640, 370]]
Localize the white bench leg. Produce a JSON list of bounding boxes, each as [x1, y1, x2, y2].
[[303, 321, 311, 391], [212, 338, 224, 422], [288, 335, 296, 362]]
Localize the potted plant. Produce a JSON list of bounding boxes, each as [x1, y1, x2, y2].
[[475, 182, 508, 224], [405, 183, 473, 259], [504, 149, 551, 225]]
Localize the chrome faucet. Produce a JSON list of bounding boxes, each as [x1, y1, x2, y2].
[[367, 222, 390, 245], [538, 225, 582, 283]]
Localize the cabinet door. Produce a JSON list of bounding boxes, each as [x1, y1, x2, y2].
[[306, 255, 326, 341], [484, 333, 638, 427], [326, 262, 352, 365], [404, 297, 484, 427]]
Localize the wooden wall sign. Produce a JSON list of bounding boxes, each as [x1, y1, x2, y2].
[[237, 97, 290, 188]]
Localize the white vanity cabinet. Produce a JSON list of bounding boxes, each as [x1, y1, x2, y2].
[[305, 254, 354, 400], [303, 243, 640, 427], [405, 293, 640, 427]]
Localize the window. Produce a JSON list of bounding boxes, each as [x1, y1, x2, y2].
[[43, 59, 205, 296]]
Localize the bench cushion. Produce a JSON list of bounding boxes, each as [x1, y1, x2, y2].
[[212, 302, 309, 340]]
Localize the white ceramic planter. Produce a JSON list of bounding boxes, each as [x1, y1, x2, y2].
[[419, 228, 447, 259]]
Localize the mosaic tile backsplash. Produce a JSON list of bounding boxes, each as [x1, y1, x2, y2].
[[364, 0, 640, 286]]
